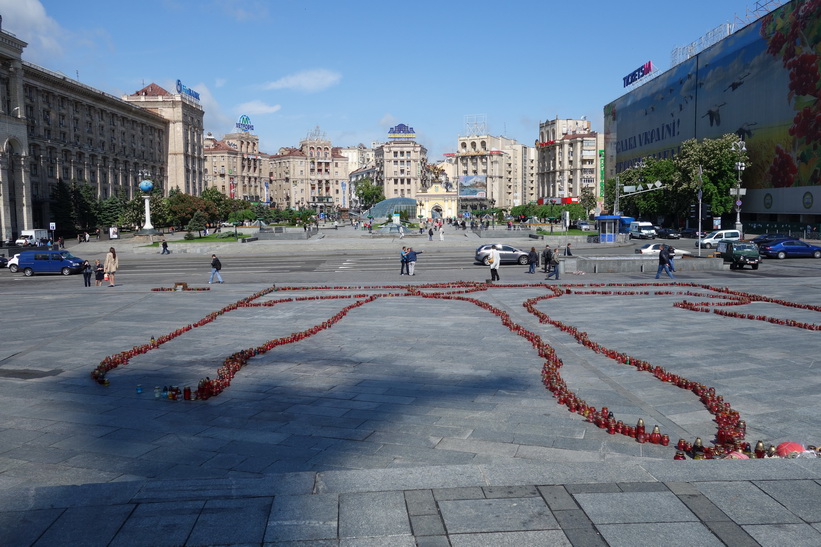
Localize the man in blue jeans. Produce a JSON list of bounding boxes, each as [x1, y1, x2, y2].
[[656, 245, 675, 279], [209, 254, 224, 283]]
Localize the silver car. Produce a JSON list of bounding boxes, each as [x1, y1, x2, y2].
[[475, 244, 530, 266]]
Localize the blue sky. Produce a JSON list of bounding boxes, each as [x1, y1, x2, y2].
[[2, 0, 768, 159]]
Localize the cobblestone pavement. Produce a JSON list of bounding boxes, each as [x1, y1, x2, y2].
[[1, 233, 820, 546]]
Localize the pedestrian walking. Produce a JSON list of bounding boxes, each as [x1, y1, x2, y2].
[[209, 254, 224, 284], [546, 247, 560, 280], [527, 247, 538, 274], [81, 260, 92, 287], [655, 244, 675, 279], [488, 244, 501, 281], [161, 241, 170, 255], [564, 243, 573, 256], [439, 228, 444, 241], [428, 227, 434, 241], [399, 225, 405, 239], [667, 245, 676, 272], [541, 245, 551, 273], [104, 247, 119, 287], [400, 246, 409, 275], [406, 247, 421, 275], [94, 259, 105, 286]]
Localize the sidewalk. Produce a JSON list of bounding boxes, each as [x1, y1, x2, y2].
[[1, 272, 819, 545]]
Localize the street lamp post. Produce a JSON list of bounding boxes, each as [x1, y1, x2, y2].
[[731, 140, 747, 234]]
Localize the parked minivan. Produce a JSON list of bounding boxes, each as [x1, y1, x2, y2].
[[696, 229, 741, 249], [628, 221, 657, 239], [14, 250, 84, 276]]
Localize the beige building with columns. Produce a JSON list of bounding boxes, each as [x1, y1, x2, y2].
[[446, 134, 535, 213], [374, 124, 428, 200], [204, 131, 264, 202], [0, 18, 206, 242]]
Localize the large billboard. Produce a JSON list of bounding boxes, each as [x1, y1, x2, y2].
[[458, 176, 487, 198], [604, 0, 820, 215]]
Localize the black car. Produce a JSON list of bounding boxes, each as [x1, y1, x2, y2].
[[657, 228, 681, 239], [679, 228, 705, 238], [750, 233, 797, 247], [0, 255, 8, 268]]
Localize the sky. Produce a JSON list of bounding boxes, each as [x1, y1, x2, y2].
[[1, 0, 775, 159]]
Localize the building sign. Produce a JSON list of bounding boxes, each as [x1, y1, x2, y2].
[[388, 123, 416, 140], [235, 115, 254, 132], [622, 61, 654, 87], [176, 79, 200, 101], [458, 175, 487, 198]]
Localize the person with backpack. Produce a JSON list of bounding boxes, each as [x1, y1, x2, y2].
[[209, 254, 224, 284]]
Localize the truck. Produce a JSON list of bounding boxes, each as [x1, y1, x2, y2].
[[628, 221, 657, 239], [15, 229, 50, 246], [717, 240, 760, 270]]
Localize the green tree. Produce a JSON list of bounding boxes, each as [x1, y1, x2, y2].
[[119, 196, 144, 228], [579, 187, 597, 217], [673, 134, 748, 220], [98, 191, 127, 228], [166, 192, 217, 227], [355, 178, 385, 210], [186, 211, 207, 235], [50, 179, 75, 235]]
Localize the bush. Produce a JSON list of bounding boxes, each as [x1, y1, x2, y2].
[[184, 231, 195, 240]]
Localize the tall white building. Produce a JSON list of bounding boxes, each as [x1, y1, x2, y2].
[[536, 117, 603, 203], [374, 124, 428, 200], [446, 133, 535, 212]]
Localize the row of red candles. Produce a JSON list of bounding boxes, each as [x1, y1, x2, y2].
[[92, 281, 817, 458]]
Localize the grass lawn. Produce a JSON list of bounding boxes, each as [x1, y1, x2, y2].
[[143, 233, 254, 246]]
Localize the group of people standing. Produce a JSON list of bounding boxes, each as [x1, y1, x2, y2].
[[81, 247, 118, 287]]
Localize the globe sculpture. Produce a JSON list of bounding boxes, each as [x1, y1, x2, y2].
[[137, 179, 157, 234]]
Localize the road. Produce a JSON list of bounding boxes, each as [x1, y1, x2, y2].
[[2, 240, 819, 289]]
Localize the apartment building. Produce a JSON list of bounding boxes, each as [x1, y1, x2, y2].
[[374, 124, 428, 200], [0, 22, 204, 241], [266, 128, 350, 213], [446, 134, 534, 212], [536, 117, 603, 202], [203, 131, 264, 202]]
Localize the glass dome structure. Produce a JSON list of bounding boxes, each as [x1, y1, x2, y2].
[[364, 197, 418, 220]]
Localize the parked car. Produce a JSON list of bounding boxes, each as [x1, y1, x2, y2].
[[575, 221, 593, 232], [750, 233, 798, 248], [656, 228, 681, 239], [634, 243, 692, 257], [0, 255, 8, 268], [13, 250, 84, 276], [6, 253, 20, 272], [680, 228, 706, 239], [717, 240, 760, 270], [475, 244, 530, 266], [758, 239, 821, 259]]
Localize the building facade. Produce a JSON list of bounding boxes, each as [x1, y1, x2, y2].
[[123, 82, 204, 195], [536, 118, 603, 204], [604, 0, 820, 225], [266, 128, 350, 213], [0, 20, 206, 241], [446, 134, 534, 213], [374, 124, 428, 201], [204, 131, 264, 202]]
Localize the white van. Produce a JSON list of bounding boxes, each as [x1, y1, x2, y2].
[[628, 221, 656, 239], [696, 229, 741, 249]]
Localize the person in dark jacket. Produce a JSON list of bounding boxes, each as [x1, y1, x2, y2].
[[527, 247, 539, 274], [655, 245, 675, 279], [209, 254, 224, 284], [400, 247, 409, 275], [541, 245, 551, 273], [405, 248, 421, 275]]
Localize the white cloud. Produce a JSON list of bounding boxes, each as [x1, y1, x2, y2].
[[379, 114, 397, 128], [215, 78, 227, 88], [235, 100, 281, 115], [263, 69, 341, 93], [0, 0, 67, 62], [214, 0, 269, 22]]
